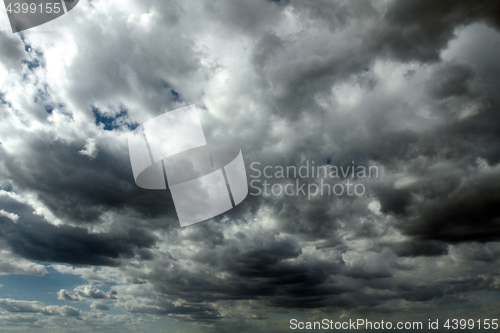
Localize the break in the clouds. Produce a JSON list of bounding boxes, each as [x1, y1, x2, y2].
[[1, 0, 500, 331]]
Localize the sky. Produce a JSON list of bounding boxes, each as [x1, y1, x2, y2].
[[0, 0, 500, 332]]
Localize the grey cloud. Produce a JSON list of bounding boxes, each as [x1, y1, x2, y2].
[[41, 306, 81, 317], [0, 138, 178, 224], [90, 302, 110, 311], [290, 0, 379, 32], [203, 0, 284, 36], [0, 314, 39, 326], [0, 195, 157, 266], [0, 31, 27, 69], [378, 0, 500, 62], [1, 0, 500, 330], [428, 62, 477, 100], [390, 240, 449, 257], [57, 290, 80, 302], [76, 285, 117, 300], [401, 170, 500, 243], [0, 299, 81, 317], [0, 299, 44, 313], [0, 255, 47, 276]]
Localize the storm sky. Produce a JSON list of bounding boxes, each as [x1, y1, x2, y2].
[[1, 0, 500, 332]]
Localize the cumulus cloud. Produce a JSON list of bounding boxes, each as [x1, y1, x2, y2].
[[79, 138, 99, 159], [0, 194, 157, 266], [0, 299, 81, 317], [57, 285, 117, 314], [0, 0, 500, 331], [57, 290, 80, 302], [90, 302, 110, 311], [75, 285, 117, 300], [0, 250, 47, 276]]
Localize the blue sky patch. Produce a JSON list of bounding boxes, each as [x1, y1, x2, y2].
[[92, 107, 137, 131]]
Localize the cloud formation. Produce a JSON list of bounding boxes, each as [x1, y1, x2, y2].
[[0, 0, 500, 331]]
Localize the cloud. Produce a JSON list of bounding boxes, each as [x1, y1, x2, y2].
[[57, 290, 80, 302], [0, 193, 157, 266], [0, 209, 19, 222], [79, 138, 99, 159], [399, 163, 500, 243], [376, 0, 500, 62], [90, 302, 110, 311], [0, 299, 81, 317], [0, 250, 47, 277], [1, 0, 500, 331], [75, 285, 117, 300]]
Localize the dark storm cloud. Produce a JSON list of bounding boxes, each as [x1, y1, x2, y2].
[[0, 136, 177, 224], [112, 223, 469, 317], [254, 14, 500, 246], [378, 0, 500, 62], [250, 0, 500, 120], [121, 299, 221, 322], [0, 194, 157, 265], [153, 231, 318, 302], [111, 226, 349, 313], [390, 240, 448, 257], [375, 187, 413, 216], [112, 224, 491, 320], [428, 62, 476, 100], [401, 171, 500, 243], [2, 0, 500, 330]]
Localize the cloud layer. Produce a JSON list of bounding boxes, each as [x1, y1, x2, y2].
[[1, 0, 500, 331]]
